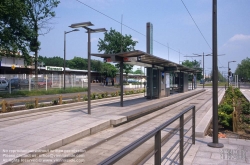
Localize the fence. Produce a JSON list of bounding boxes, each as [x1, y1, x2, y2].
[[98, 105, 196, 165], [0, 74, 89, 92]]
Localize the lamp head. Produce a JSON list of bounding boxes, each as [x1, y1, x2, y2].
[[69, 22, 94, 28]]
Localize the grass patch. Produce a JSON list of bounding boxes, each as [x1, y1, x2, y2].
[[0, 87, 88, 98]]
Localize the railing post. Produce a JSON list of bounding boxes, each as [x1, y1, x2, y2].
[[192, 106, 196, 144], [180, 114, 184, 165], [2, 100, 6, 113], [78, 94, 80, 102], [35, 98, 38, 108], [155, 130, 161, 165], [59, 95, 62, 105]]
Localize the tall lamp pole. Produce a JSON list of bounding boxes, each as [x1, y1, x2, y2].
[[228, 61, 236, 87], [207, 0, 223, 148], [70, 22, 106, 114], [64, 29, 79, 90], [185, 53, 211, 89]]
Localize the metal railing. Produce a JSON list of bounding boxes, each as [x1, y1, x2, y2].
[[98, 105, 196, 165]]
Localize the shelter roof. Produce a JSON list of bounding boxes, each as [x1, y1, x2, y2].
[[92, 50, 200, 73]]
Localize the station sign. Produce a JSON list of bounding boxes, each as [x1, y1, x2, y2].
[[46, 66, 63, 71]]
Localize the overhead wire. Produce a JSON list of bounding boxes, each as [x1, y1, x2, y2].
[[180, 0, 225, 67], [75, 0, 186, 56]]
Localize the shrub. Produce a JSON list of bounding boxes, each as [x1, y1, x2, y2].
[[218, 111, 232, 129], [129, 90, 134, 94], [39, 103, 46, 107], [125, 91, 130, 95], [234, 88, 243, 98], [91, 93, 96, 100], [6, 103, 13, 112], [105, 92, 108, 98], [111, 92, 116, 97], [242, 103, 250, 114], [219, 103, 234, 115], [83, 95, 88, 101], [242, 116, 250, 124], [52, 99, 58, 105], [97, 93, 102, 99], [25, 102, 35, 109]]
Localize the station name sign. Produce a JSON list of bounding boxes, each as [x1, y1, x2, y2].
[[46, 66, 64, 71]]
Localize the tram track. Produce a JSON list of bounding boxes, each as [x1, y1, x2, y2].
[[15, 88, 222, 165]]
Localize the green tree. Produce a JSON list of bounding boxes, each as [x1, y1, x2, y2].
[[182, 60, 202, 80], [38, 56, 64, 67], [235, 57, 250, 82], [67, 57, 87, 70], [91, 60, 103, 72], [98, 28, 138, 83], [25, 0, 60, 80], [0, 0, 32, 64], [134, 69, 144, 74], [101, 63, 117, 78]]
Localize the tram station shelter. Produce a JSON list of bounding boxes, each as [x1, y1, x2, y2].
[[92, 50, 200, 104]]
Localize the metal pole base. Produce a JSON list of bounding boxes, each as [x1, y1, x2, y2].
[[207, 142, 224, 148]]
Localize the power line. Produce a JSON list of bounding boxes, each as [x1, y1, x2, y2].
[[180, 0, 225, 67], [75, 0, 186, 56], [180, 0, 212, 50]]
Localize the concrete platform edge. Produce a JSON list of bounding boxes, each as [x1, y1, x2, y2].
[[195, 89, 225, 137], [0, 93, 143, 119]]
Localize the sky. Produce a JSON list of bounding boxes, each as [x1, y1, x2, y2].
[[39, 0, 250, 74]]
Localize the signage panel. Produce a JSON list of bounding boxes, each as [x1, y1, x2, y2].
[[46, 66, 63, 71]]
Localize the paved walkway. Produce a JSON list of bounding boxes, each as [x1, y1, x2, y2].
[[0, 88, 249, 164]]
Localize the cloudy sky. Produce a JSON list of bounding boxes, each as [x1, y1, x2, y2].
[[38, 0, 250, 73]]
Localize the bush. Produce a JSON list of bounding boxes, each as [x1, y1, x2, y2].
[[25, 102, 35, 109], [97, 93, 102, 99], [39, 103, 46, 107], [242, 116, 250, 124], [125, 91, 130, 95], [219, 103, 234, 115], [234, 88, 243, 98], [91, 93, 96, 100], [105, 92, 108, 98], [52, 99, 58, 105], [218, 111, 232, 129], [242, 103, 250, 114], [111, 92, 116, 97], [83, 95, 88, 101]]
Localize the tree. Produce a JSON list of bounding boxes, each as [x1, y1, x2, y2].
[[38, 56, 64, 67], [182, 60, 202, 80], [98, 28, 138, 83], [134, 69, 144, 74], [0, 0, 32, 64], [235, 57, 250, 82], [25, 0, 60, 82], [67, 57, 87, 70], [101, 63, 117, 78]]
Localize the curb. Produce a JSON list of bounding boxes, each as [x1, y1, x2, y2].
[[195, 89, 225, 137]]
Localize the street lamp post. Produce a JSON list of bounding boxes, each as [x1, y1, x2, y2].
[[69, 22, 106, 114], [64, 29, 79, 90], [228, 61, 236, 87], [207, 0, 224, 148], [184, 53, 211, 89]]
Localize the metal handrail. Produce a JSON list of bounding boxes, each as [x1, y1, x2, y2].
[[98, 105, 196, 165]]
